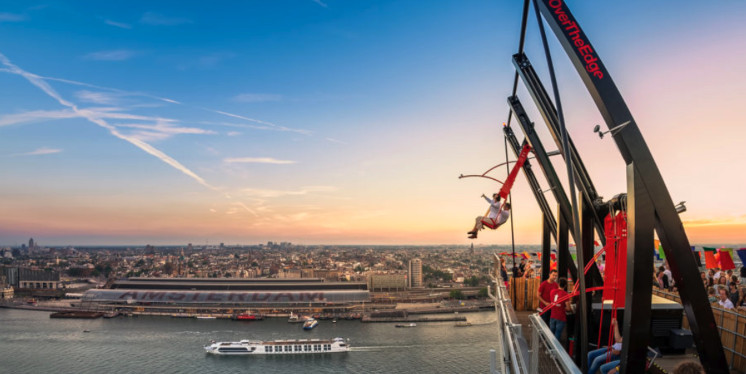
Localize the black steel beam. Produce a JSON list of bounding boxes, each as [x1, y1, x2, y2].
[[509, 95, 580, 281], [513, 52, 606, 246], [620, 164, 655, 373], [557, 204, 570, 281], [577, 192, 596, 372], [541, 214, 552, 281], [535, 1, 728, 371]]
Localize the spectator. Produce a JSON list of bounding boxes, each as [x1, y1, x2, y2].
[[737, 287, 746, 311], [728, 283, 739, 307], [549, 278, 571, 343], [718, 276, 727, 287], [718, 288, 735, 309], [740, 266, 746, 285], [524, 261, 535, 279], [518, 258, 527, 277], [538, 270, 559, 325], [587, 318, 622, 374], [657, 266, 670, 290], [707, 287, 717, 303], [500, 258, 509, 285], [663, 265, 674, 288]]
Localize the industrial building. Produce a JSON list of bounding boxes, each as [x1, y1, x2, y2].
[[80, 277, 370, 316]]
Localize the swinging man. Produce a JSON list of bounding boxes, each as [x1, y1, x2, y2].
[[467, 193, 510, 239]]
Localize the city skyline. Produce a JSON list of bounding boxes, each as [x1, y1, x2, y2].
[[1, 1, 745, 246]]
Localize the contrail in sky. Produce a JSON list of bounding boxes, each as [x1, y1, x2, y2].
[[0, 52, 215, 191]]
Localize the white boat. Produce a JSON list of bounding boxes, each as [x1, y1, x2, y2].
[[196, 316, 217, 319], [303, 318, 319, 330], [204, 337, 350, 355], [288, 312, 309, 323]]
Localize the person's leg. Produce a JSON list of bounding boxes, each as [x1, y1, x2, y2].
[[549, 318, 557, 336], [587, 347, 609, 374], [599, 360, 620, 374], [553, 320, 566, 342]]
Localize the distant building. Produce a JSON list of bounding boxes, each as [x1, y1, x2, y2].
[[314, 269, 341, 282], [301, 269, 314, 278], [278, 269, 302, 279], [18, 268, 62, 289], [408, 259, 423, 288], [368, 274, 407, 291]]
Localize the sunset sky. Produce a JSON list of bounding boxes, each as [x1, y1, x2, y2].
[[1, 1, 745, 246]]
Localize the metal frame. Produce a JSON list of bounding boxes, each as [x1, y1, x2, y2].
[[532, 0, 728, 372], [508, 95, 581, 281]]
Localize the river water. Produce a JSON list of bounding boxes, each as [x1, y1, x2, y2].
[[0, 308, 500, 373]]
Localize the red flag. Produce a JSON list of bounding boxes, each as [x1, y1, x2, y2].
[[718, 250, 736, 271], [704, 251, 718, 269]]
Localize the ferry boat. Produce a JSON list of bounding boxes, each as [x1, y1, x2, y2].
[[302, 318, 319, 330], [204, 337, 350, 355]]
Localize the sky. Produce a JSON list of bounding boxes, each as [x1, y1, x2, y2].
[[0, 1, 745, 246]]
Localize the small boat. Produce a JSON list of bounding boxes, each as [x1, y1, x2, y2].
[[303, 318, 319, 330], [234, 313, 263, 321], [83, 330, 91, 333], [455, 321, 472, 327], [196, 315, 217, 320], [204, 337, 350, 355], [332, 319, 337, 323], [289, 312, 310, 323], [395, 323, 417, 328]]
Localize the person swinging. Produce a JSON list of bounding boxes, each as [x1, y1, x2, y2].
[[465, 143, 529, 239], [468, 193, 510, 239]]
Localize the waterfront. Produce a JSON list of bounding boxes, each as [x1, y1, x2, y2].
[[0, 308, 499, 374]]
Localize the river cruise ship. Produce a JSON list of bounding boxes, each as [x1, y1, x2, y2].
[[204, 337, 350, 355]]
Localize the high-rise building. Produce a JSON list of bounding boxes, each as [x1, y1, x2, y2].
[[28, 238, 35, 250], [408, 258, 423, 288]]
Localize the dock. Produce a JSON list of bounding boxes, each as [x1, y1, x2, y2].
[[361, 315, 466, 323]]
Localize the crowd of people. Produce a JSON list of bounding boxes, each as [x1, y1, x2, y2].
[[697, 266, 746, 311]]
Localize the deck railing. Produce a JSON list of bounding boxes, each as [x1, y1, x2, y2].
[[489, 280, 580, 374]]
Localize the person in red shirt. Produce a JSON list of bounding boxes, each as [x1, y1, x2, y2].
[[549, 278, 571, 342], [538, 269, 558, 325]]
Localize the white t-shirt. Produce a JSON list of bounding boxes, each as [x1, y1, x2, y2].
[[714, 271, 722, 280], [719, 298, 735, 309]]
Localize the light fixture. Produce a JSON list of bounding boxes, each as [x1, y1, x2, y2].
[[593, 120, 631, 139]]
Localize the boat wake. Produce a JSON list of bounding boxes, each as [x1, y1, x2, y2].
[[350, 345, 424, 351]]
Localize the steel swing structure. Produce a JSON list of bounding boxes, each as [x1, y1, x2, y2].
[[482, 1, 729, 373]]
